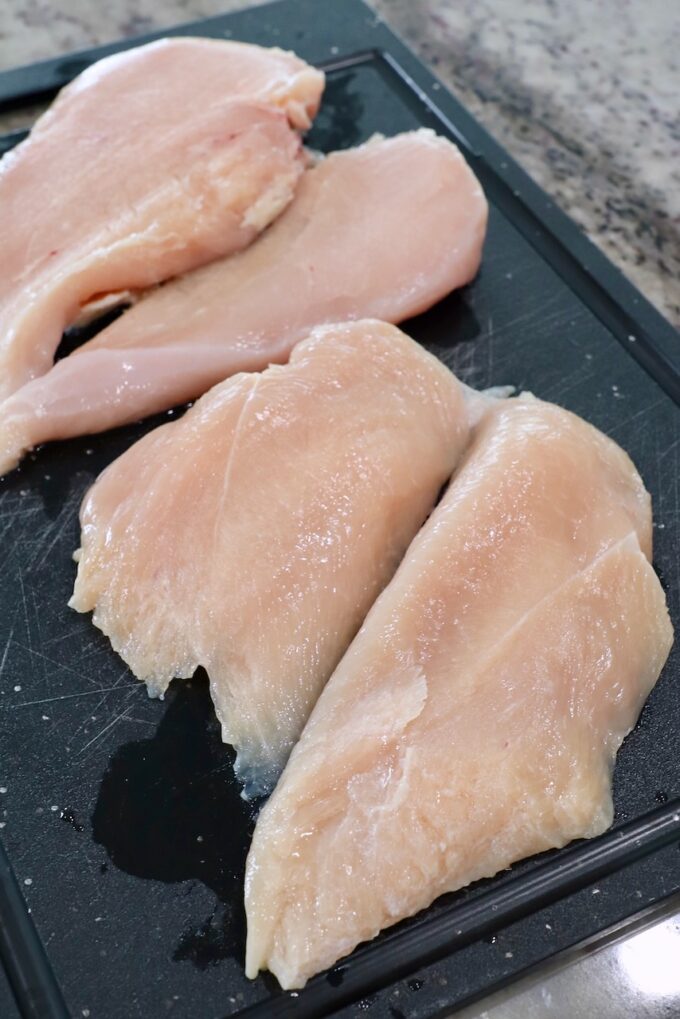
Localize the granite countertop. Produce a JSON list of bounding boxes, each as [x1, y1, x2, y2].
[[0, 0, 677, 327]]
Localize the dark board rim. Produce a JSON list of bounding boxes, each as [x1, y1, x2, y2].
[[235, 800, 680, 1019], [0, 841, 70, 1019], [1, 3, 679, 1017]]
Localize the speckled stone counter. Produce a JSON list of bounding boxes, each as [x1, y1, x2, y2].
[[0, 0, 678, 325]]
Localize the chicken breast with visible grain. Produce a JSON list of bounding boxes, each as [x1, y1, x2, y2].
[[70, 320, 474, 797], [245, 394, 672, 989], [0, 130, 487, 474], [0, 37, 324, 401]]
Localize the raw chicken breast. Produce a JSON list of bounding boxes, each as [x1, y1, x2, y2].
[[70, 320, 472, 797], [0, 129, 487, 474], [245, 394, 673, 989], [0, 37, 324, 401]]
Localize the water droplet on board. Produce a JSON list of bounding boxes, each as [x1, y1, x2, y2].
[[327, 965, 347, 987], [60, 808, 84, 833]]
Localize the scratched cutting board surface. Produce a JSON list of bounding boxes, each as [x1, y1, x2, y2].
[[0, 1, 679, 1018]]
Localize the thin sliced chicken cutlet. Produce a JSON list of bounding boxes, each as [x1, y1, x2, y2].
[[0, 37, 324, 402], [0, 129, 488, 474], [245, 394, 673, 989], [70, 320, 473, 797]]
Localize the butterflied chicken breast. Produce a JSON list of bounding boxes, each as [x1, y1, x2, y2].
[[0, 37, 324, 402], [245, 394, 673, 989], [0, 129, 487, 474], [70, 320, 473, 797]]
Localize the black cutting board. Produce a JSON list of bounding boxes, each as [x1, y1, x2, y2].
[[0, 2, 679, 1017], [0, 961, 20, 1019]]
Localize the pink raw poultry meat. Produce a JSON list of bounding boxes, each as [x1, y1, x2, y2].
[[0, 37, 324, 402], [69, 320, 474, 797], [245, 394, 673, 989], [0, 129, 487, 473]]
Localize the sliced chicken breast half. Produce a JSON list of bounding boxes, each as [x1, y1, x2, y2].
[[70, 321, 474, 797], [245, 394, 673, 989], [0, 37, 324, 401], [0, 129, 487, 474]]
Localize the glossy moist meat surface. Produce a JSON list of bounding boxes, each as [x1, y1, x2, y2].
[[69, 320, 472, 797], [0, 37, 324, 402], [0, 129, 487, 474], [244, 394, 673, 989]]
